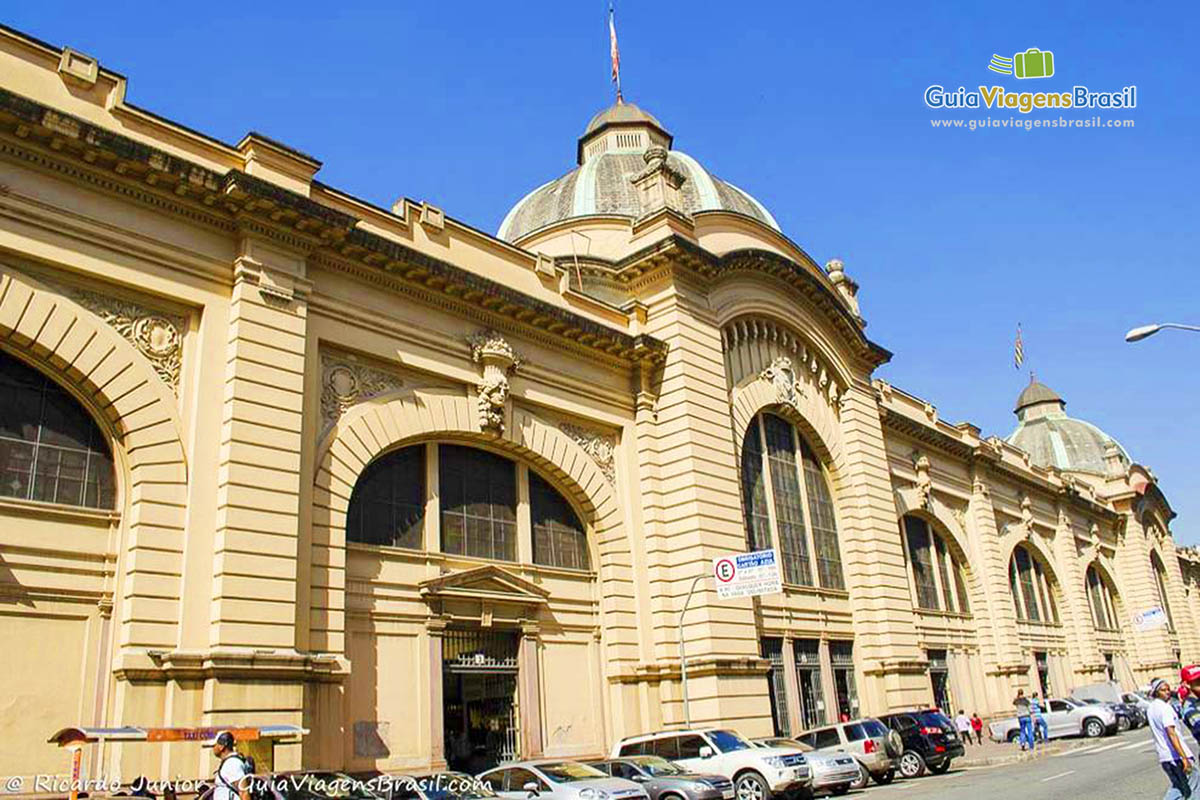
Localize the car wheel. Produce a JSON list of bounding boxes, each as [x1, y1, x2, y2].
[[872, 770, 895, 786], [1116, 715, 1131, 732], [1083, 717, 1105, 738], [850, 763, 870, 790], [929, 760, 951, 775], [1006, 730, 1020, 744], [898, 751, 926, 779], [734, 771, 769, 800]]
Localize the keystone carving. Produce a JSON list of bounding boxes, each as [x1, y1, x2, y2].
[[320, 353, 405, 430], [761, 356, 805, 410], [68, 288, 185, 393], [469, 330, 522, 434], [559, 422, 617, 485]]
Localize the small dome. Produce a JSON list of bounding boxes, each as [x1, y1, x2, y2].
[[497, 101, 780, 243], [1006, 377, 1129, 474], [584, 101, 665, 136]]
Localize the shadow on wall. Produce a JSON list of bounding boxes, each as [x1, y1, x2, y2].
[[0, 552, 32, 606]]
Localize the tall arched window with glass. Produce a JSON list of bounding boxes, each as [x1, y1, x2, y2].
[[740, 412, 844, 590], [0, 350, 115, 510], [1151, 551, 1176, 632], [901, 515, 970, 613], [346, 443, 589, 571], [1085, 564, 1119, 631], [1008, 544, 1059, 623]]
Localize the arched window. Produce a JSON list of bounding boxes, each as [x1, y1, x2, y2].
[[901, 515, 970, 613], [740, 412, 844, 590], [1085, 564, 1119, 631], [0, 349, 115, 510], [1152, 551, 1176, 632], [1009, 544, 1059, 623], [346, 443, 588, 570]]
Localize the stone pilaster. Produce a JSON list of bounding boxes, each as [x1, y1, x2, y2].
[[1051, 504, 1101, 683], [210, 250, 310, 649]]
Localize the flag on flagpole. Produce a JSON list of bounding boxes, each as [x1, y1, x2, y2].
[[609, 3, 622, 101], [1014, 324, 1024, 370]]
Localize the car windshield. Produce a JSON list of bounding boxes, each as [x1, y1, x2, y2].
[[537, 763, 608, 783], [421, 774, 498, 800], [1079, 698, 1101, 705], [861, 720, 888, 738], [628, 757, 685, 776], [708, 730, 753, 753]]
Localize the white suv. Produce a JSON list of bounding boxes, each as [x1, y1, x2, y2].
[[612, 729, 811, 800]]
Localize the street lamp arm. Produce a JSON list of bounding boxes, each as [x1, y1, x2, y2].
[[1126, 322, 1200, 342]]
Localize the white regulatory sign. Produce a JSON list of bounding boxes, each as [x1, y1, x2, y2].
[[713, 548, 783, 599], [1133, 606, 1167, 632]]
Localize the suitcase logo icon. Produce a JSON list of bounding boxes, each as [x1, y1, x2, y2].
[[988, 48, 1055, 79]]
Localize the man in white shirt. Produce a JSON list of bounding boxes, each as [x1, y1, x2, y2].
[[954, 710, 973, 745], [1149, 677, 1196, 799], [212, 731, 252, 800]]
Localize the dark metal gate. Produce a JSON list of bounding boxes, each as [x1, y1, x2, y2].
[[443, 629, 521, 772]]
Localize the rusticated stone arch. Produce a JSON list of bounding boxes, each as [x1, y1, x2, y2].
[[893, 493, 980, 618], [0, 263, 188, 649], [1001, 536, 1067, 620], [730, 373, 844, 476], [1084, 558, 1127, 630], [310, 386, 627, 654]]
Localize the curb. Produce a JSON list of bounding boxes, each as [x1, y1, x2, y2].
[[956, 739, 1096, 768]]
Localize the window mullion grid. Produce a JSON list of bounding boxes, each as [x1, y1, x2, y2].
[[790, 438, 819, 589], [929, 536, 949, 613], [756, 417, 784, 565], [1011, 558, 1028, 622]]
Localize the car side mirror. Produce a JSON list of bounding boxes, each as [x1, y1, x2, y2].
[[631, 775, 648, 783], [698, 746, 714, 759], [523, 783, 540, 797]]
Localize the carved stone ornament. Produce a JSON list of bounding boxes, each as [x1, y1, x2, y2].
[[468, 330, 523, 434], [951, 506, 967, 533], [320, 353, 405, 430], [559, 422, 616, 485], [68, 288, 185, 393], [1020, 494, 1034, 534], [760, 356, 804, 410], [912, 451, 933, 510]]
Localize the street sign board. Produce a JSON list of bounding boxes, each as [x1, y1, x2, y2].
[[713, 549, 782, 599], [1133, 606, 1168, 632]]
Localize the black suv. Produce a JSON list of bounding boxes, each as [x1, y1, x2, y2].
[[876, 710, 964, 779]]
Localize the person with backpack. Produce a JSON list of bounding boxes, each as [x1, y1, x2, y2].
[[212, 732, 252, 800]]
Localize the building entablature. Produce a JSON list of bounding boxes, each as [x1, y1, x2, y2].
[[876, 379, 1120, 524], [0, 86, 668, 372]]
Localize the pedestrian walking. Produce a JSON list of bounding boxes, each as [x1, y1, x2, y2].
[[1013, 689, 1034, 751], [971, 713, 984, 745], [1149, 677, 1196, 799], [1030, 692, 1050, 744], [212, 731, 252, 800], [1182, 665, 1200, 743], [954, 710, 973, 745]]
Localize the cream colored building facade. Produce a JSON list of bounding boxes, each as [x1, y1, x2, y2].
[[0, 25, 1196, 786]]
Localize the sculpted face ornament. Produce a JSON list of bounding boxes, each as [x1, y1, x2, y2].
[[469, 330, 523, 434], [761, 356, 804, 409], [912, 452, 933, 510]]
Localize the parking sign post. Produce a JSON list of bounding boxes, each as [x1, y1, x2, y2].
[[678, 573, 706, 728]]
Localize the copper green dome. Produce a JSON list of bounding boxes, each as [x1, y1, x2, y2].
[[1006, 377, 1129, 475], [497, 101, 780, 243]]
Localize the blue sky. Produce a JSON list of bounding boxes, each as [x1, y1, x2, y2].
[[7, 1, 1199, 540]]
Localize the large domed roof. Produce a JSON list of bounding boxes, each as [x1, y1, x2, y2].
[[1005, 377, 1129, 475], [497, 101, 780, 243]]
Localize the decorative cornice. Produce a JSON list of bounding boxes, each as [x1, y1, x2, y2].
[[0, 87, 668, 369]]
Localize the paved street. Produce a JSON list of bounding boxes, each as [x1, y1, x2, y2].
[[850, 732, 1173, 799]]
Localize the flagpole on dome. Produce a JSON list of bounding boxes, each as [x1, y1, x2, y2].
[[609, 2, 623, 103]]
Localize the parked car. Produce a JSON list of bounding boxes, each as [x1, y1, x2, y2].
[[987, 697, 1117, 743], [750, 738, 861, 796], [876, 710, 965, 779], [612, 728, 811, 800], [1123, 691, 1153, 715], [478, 761, 648, 800], [346, 773, 499, 800], [264, 772, 392, 800], [585, 757, 733, 800], [782, 717, 900, 788], [1072, 697, 1144, 731]]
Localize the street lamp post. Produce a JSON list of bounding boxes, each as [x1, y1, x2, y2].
[[678, 574, 706, 728], [1125, 323, 1200, 342]]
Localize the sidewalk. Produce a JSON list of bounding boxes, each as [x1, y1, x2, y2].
[[955, 735, 1099, 767]]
